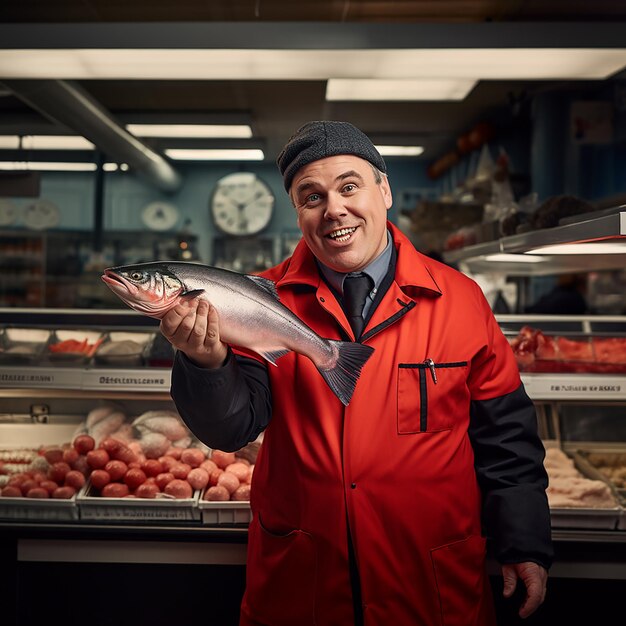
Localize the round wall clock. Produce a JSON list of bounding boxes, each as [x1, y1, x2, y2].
[[23, 199, 61, 230], [0, 199, 17, 226], [210, 172, 275, 236]]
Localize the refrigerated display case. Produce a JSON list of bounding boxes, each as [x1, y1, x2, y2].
[[1, 308, 626, 625]]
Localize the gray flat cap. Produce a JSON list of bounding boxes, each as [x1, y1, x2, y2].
[[277, 120, 387, 191]]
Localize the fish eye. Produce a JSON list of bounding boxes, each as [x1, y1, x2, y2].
[[129, 271, 144, 281]]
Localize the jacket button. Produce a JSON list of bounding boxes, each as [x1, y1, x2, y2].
[[351, 482, 357, 489]]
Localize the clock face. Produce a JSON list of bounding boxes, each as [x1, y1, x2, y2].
[[211, 172, 275, 236]]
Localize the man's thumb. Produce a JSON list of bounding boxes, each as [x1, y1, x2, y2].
[[502, 569, 518, 598]]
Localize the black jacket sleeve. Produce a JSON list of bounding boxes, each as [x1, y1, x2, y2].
[[170, 349, 272, 452], [468, 382, 554, 570]]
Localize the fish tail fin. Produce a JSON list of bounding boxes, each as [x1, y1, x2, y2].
[[318, 341, 375, 407]]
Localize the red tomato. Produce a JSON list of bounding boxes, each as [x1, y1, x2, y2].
[[232, 484, 251, 501], [26, 487, 49, 498], [20, 479, 38, 496], [155, 472, 175, 491], [99, 437, 124, 455], [211, 449, 236, 469], [86, 449, 110, 469], [52, 485, 76, 499], [39, 480, 59, 495], [204, 485, 230, 501], [209, 468, 224, 486], [73, 434, 96, 455], [180, 448, 205, 468], [104, 460, 128, 481], [225, 462, 250, 482], [199, 459, 218, 474], [217, 472, 239, 494], [186, 468, 209, 490], [142, 459, 163, 477], [124, 468, 147, 491], [62, 447, 79, 465], [89, 469, 111, 490], [163, 479, 192, 499], [101, 482, 130, 498], [158, 455, 178, 471], [170, 462, 191, 480], [1, 485, 22, 497], [135, 483, 159, 499], [48, 461, 72, 484], [64, 470, 86, 490]]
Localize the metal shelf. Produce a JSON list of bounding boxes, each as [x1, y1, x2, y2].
[[444, 208, 626, 276]]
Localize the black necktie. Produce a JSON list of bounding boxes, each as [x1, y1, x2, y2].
[[343, 273, 372, 339]]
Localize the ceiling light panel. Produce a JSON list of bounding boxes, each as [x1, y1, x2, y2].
[[326, 79, 476, 101], [375, 145, 424, 156], [0, 135, 94, 150], [0, 161, 97, 171], [126, 124, 253, 138], [165, 148, 264, 161], [1, 49, 625, 80]]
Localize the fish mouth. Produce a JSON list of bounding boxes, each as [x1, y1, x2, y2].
[[326, 226, 357, 243], [101, 269, 139, 296]]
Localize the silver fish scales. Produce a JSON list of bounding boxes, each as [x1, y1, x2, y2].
[[102, 261, 374, 406]]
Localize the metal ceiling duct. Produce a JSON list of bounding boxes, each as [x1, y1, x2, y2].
[[0, 79, 182, 192]]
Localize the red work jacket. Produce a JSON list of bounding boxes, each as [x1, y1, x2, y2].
[[239, 223, 522, 626]]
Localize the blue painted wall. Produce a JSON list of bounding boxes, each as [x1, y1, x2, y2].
[[4, 158, 435, 264]]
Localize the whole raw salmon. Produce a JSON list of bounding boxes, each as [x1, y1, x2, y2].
[[102, 261, 374, 406]]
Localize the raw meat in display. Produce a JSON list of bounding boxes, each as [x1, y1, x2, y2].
[[544, 448, 617, 508], [508, 326, 626, 373]]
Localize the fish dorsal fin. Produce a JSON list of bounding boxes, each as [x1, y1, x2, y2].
[[245, 274, 279, 300]]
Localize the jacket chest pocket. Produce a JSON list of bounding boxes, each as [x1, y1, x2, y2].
[[397, 360, 468, 434]]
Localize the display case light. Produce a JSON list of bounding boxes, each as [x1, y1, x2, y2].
[[484, 253, 546, 263], [526, 242, 626, 255]]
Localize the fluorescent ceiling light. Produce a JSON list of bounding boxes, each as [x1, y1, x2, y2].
[[126, 124, 252, 138], [375, 145, 424, 157], [326, 79, 476, 101], [0, 49, 625, 80], [526, 242, 626, 255], [484, 253, 546, 263], [0, 161, 97, 171], [165, 148, 264, 161], [0, 135, 94, 150]]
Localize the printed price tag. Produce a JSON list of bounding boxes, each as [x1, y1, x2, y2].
[[0, 367, 79, 388], [82, 369, 170, 391], [522, 374, 625, 400]]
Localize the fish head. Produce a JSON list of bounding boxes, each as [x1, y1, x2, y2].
[[101, 263, 189, 318]]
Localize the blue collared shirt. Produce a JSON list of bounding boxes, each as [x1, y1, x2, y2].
[[317, 230, 392, 319]]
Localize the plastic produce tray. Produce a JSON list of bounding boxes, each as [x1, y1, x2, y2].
[[197, 499, 252, 526], [77, 481, 201, 522], [45, 329, 104, 365], [93, 330, 155, 367], [0, 327, 51, 364], [0, 492, 79, 521]]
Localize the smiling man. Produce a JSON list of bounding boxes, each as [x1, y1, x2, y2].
[[164, 120, 553, 626]]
